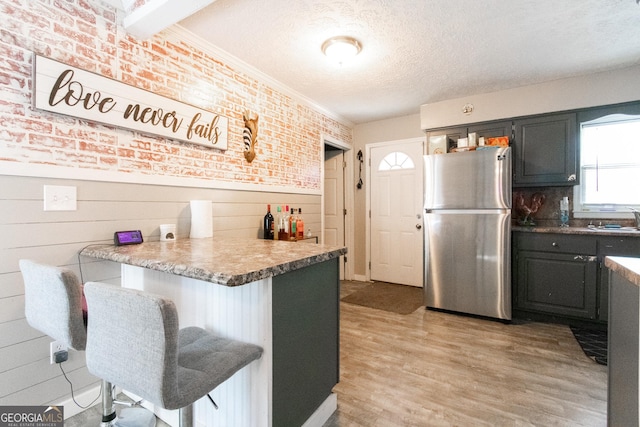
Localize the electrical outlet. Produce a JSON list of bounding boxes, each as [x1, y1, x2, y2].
[[50, 341, 67, 364]]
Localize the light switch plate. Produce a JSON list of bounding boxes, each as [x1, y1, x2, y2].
[[43, 185, 77, 211]]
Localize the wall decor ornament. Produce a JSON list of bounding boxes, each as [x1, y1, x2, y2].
[[33, 55, 228, 150], [514, 191, 546, 225], [243, 110, 259, 163]]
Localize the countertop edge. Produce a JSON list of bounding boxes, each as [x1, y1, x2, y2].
[[512, 225, 640, 237], [80, 239, 347, 287], [605, 256, 640, 288]]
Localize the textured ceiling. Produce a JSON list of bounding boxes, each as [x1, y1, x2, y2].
[[178, 0, 640, 124]]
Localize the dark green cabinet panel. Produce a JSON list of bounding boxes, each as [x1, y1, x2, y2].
[[513, 232, 640, 324], [513, 113, 578, 186], [517, 232, 596, 254], [517, 251, 597, 319], [608, 267, 640, 427], [272, 259, 339, 427], [513, 232, 598, 321], [468, 121, 512, 140]]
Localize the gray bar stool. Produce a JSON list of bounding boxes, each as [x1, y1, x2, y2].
[[19, 259, 157, 427], [83, 281, 263, 427]]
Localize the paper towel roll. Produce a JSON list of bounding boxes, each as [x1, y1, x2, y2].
[[190, 200, 213, 238]]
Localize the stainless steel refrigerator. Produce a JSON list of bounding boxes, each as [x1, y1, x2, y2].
[[424, 146, 512, 320]]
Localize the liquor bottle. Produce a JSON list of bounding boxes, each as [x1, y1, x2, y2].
[[263, 204, 274, 239], [296, 208, 305, 240], [279, 205, 289, 241], [289, 208, 297, 240], [274, 205, 281, 240]]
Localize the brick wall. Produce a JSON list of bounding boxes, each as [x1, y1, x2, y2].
[[0, 0, 352, 190]]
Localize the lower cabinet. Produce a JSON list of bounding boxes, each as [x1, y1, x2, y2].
[[272, 259, 339, 427], [514, 233, 598, 320], [516, 250, 597, 319], [513, 231, 640, 324]]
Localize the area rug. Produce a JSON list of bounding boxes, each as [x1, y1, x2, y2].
[[341, 281, 423, 315], [570, 326, 607, 366]]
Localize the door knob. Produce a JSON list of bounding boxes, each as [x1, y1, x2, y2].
[[416, 224, 422, 230]]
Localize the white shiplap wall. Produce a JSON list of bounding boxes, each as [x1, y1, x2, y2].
[[0, 174, 320, 412]]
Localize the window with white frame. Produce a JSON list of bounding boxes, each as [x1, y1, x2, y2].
[[574, 114, 640, 218], [378, 151, 415, 171]]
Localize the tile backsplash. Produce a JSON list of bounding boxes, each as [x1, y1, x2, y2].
[[512, 187, 635, 227]]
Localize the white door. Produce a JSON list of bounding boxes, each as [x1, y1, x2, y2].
[[324, 147, 345, 279], [370, 139, 424, 287]]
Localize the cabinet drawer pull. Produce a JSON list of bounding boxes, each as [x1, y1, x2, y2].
[[552, 242, 558, 247]]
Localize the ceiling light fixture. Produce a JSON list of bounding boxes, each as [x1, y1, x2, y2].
[[321, 36, 362, 64]]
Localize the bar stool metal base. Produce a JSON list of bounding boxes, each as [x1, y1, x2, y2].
[[100, 381, 156, 427]]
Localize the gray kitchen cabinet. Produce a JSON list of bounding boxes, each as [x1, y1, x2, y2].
[[597, 236, 640, 321], [468, 121, 512, 140], [514, 231, 640, 324], [513, 232, 598, 320], [513, 113, 578, 186], [427, 121, 512, 153]]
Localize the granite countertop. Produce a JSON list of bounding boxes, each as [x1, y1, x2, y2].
[[80, 238, 347, 287], [605, 256, 640, 287], [513, 225, 640, 237]]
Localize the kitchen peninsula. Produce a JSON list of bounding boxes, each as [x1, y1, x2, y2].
[[605, 256, 640, 426], [80, 238, 347, 427]]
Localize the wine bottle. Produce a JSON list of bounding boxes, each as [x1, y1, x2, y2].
[[263, 204, 274, 239], [296, 208, 305, 240]]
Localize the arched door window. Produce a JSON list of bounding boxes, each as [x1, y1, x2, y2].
[[378, 151, 415, 171]]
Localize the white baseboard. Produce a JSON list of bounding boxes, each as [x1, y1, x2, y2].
[[302, 393, 337, 427], [353, 274, 368, 282], [58, 384, 102, 419]]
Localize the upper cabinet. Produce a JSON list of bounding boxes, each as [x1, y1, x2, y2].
[[424, 102, 638, 187], [513, 113, 578, 187], [468, 121, 513, 140], [426, 126, 467, 153], [427, 121, 512, 153]]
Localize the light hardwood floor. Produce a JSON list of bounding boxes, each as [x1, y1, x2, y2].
[[323, 281, 607, 427], [66, 281, 607, 426]]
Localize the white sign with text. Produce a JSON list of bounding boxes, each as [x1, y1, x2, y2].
[[33, 54, 228, 150]]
